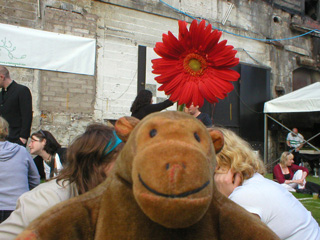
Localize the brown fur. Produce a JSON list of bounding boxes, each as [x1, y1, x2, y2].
[[16, 111, 279, 240]]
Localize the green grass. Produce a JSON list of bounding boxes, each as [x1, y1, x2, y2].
[[265, 173, 320, 224]]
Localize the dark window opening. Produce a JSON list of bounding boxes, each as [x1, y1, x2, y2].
[[305, 0, 319, 21], [292, 67, 320, 91], [273, 16, 281, 23], [206, 63, 270, 156], [137, 45, 147, 94]]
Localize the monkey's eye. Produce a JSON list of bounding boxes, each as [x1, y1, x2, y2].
[[194, 132, 200, 142], [150, 129, 157, 138]]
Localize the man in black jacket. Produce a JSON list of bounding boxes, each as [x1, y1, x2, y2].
[[0, 66, 32, 146]]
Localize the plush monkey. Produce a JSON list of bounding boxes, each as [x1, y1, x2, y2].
[[16, 111, 279, 240]]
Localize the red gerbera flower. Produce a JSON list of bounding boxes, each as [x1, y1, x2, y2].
[[152, 19, 240, 107]]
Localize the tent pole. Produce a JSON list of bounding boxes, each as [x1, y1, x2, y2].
[[264, 114, 268, 164]]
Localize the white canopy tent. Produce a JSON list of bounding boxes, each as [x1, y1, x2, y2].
[[263, 82, 320, 163]]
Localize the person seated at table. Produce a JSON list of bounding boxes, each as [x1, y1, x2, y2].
[[286, 128, 304, 165], [214, 128, 320, 240], [28, 130, 66, 180], [274, 151, 320, 194], [0, 123, 124, 239]]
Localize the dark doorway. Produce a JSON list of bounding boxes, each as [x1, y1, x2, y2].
[[293, 67, 320, 91], [137, 45, 147, 93], [305, 0, 320, 21], [200, 64, 240, 135], [202, 63, 270, 155]]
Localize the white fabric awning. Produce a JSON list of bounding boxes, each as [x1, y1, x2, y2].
[[0, 23, 96, 75], [263, 82, 320, 113]]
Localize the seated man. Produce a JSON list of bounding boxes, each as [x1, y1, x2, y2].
[[286, 128, 304, 165]]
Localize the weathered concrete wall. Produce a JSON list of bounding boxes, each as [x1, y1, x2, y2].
[[0, 0, 318, 152], [0, 0, 97, 145]]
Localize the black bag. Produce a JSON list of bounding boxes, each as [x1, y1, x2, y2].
[[305, 181, 320, 195], [296, 188, 312, 195]]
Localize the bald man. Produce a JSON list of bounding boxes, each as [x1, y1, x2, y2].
[[287, 128, 304, 165], [0, 66, 32, 146]]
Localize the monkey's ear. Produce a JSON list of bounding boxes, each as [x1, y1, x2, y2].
[[207, 129, 224, 154], [115, 116, 140, 142]]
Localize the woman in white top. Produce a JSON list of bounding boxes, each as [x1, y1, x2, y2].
[[214, 128, 320, 240], [28, 130, 66, 180], [0, 123, 124, 239]]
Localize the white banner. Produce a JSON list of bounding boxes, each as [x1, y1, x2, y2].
[[0, 23, 96, 75]]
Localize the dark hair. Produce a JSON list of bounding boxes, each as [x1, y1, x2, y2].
[[31, 130, 61, 155], [56, 123, 124, 194], [130, 89, 153, 113]]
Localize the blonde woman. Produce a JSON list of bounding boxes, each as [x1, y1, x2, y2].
[[274, 152, 320, 195], [273, 152, 308, 192], [214, 128, 320, 240]]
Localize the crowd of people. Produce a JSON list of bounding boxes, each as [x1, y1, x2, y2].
[[0, 123, 123, 238], [214, 128, 320, 239], [0, 65, 319, 240]]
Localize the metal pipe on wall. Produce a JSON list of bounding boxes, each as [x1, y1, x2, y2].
[[264, 114, 268, 164], [37, 0, 41, 18]]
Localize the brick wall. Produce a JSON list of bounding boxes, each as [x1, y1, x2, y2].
[[40, 71, 94, 113], [94, 2, 180, 120], [36, 3, 98, 145], [0, 0, 38, 28], [0, 0, 98, 146], [41, 6, 97, 114], [44, 6, 96, 38]]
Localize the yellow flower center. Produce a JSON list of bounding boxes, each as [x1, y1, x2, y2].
[[189, 59, 202, 71], [183, 53, 207, 76]]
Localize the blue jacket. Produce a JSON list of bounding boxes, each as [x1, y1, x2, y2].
[[0, 141, 40, 210]]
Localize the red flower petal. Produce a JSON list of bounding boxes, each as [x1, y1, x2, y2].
[[199, 81, 218, 103], [201, 75, 228, 99], [152, 20, 240, 107], [209, 68, 240, 82], [205, 77, 234, 99], [202, 29, 222, 53], [152, 58, 182, 73], [178, 20, 189, 41], [190, 81, 204, 107], [170, 82, 184, 102], [159, 74, 184, 94], [177, 81, 192, 106], [162, 31, 185, 56], [190, 20, 205, 50], [154, 69, 181, 83], [154, 41, 180, 59]]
